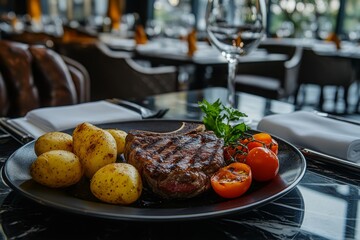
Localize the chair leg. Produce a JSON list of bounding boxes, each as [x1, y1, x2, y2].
[[343, 86, 349, 113], [356, 81, 360, 113], [335, 87, 340, 106], [293, 87, 299, 105], [293, 85, 302, 109], [319, 86, 324, 111]]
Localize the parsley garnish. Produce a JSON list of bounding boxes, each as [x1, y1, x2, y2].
[[198, 99, 250, 145]]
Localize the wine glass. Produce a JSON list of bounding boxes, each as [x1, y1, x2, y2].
[[206, 0, 267, 107]]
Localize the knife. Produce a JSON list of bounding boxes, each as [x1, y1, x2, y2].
[[299, 147, 360, 173], [0, 118, 34, 144], [107, 98, 169, 119], [314, 111, 360, 126]]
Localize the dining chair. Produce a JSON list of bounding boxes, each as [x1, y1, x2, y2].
[[58, 41, 178, 101], [1, 30, 60, 49], [0, 40, 90, 117], [234, 46, 303, 101], [258, 42, 297, 60], [293, 48, 356, 113], [0, 73, 8, 117]]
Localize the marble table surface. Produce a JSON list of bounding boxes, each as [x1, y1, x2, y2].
[[0, 87, 359, 240]]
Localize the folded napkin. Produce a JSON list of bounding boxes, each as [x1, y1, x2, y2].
[[99, 34, 136, 51], [10, 101, 142, 138], [257, 111, 360, 163], [136, 39, 183, 54]]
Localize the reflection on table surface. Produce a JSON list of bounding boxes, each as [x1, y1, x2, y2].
[[0, 87, 359, 239], [145, 87, 295, 129]]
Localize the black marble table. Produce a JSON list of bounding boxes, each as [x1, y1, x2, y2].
[[0, 87, 359, 239]]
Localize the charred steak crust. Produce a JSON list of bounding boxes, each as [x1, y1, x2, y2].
[[124, 122, 225, 199]]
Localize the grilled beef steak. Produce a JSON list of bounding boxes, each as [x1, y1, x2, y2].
[[124, 122, 225, 199]]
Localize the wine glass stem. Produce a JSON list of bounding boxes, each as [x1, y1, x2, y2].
[[227, 58, 238, 107]]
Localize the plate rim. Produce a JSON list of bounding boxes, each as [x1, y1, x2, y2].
[[2, 119, 307, 221]]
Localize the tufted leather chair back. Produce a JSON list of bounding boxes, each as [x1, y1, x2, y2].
[[0, 40, 90, 117]]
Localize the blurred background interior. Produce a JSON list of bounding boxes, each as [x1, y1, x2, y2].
[[0, 0, 359, 118]]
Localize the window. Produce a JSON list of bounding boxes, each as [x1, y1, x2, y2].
[[343, 0, 360, 41], [148, 0, 194, 38], [269, 0, 340, 39]]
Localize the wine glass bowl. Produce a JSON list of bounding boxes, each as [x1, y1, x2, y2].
[[206, 0, 267, 107]]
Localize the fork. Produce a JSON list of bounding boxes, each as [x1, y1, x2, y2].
[[107, 99, 169, 119]]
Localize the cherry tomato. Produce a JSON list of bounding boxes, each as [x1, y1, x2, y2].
[[246, 147, 279, 182], [241, 133, 278, 155], [211, 163, 252, 198], [269, 138, 279, 155], [223, 144, 248, 164]]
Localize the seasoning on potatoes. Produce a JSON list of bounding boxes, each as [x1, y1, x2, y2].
[[34, 132, 73, 156], [90, 163, 142, 205], [73, 122, 117, 178], [30, 150, 83, 188], [106, 129, 127, 155]]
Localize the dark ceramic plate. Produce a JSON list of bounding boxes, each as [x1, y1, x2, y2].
[[2, 120, 306, 221]]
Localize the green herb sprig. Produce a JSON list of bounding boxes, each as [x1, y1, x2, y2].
[[198, 99, 250, 145]]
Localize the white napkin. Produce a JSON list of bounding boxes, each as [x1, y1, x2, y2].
[[99, 34, 136, 51], [10, 101, 142, 138], [136, 40, 182, 55], [257, 111, 360, 163]]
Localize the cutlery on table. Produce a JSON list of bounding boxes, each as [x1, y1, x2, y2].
[[0, 118, 34, 144], [314, 111, 360, 126], [299, 147, 360, 173], [0, 133, 11, 140], [107, 98, 169, 119], [0, 100, 168, 145]]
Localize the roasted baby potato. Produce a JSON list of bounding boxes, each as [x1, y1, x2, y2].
[[30, 150, 83, 188], [106, 129, 127, 155], [90, 163, 142, 205], [73, 122, 117, 178], [34, 132, 73, 156]]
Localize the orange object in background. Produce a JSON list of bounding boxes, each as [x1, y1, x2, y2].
[[107, 0, 124, 31], [326, 32, 341, 50], [135, 24, 148, 45], [62, 25, 98, 44], [187, 28, 197, 57], [27, 0, 42, 23]]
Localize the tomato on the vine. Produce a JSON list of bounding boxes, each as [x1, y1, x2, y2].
[[245, 147, 279, 182], [241, 132, 278, 155], [211, 162, 252, 198], [223, 144, 248, 164]]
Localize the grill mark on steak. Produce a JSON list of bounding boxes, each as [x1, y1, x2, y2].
[[168, 135, 202, 170], [144, 137, 174, 158], [189, 134, 221, 168], [163, 135, 199, 164], [139, 135, 201, 173], [187, 136, 207, 167]]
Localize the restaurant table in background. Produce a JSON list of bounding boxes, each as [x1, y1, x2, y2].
[[96, 36, 288, 90], [0, 87, 359, 239], [133, 40, 288, 89]]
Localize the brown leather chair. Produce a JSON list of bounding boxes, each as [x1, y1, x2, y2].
[[0, 40, 90, 117], [1, 31, 60, 49], [58, 41, 178, 101]]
